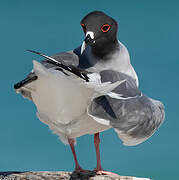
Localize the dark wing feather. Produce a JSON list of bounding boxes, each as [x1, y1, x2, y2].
[[14, 72, 37, 90], [14, 49, 90, 90]]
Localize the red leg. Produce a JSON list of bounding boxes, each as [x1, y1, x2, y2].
[[68, 138, 88, 172], [94, 133, 103, 171], [93, 133, 118, 176]]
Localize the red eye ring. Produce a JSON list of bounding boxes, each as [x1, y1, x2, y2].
[[81, 23, 85, 27], [81, 23, 86, 33], [101, 24, 111, 32]]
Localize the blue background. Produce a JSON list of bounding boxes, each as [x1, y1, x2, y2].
[[0, 0, 178, 179]]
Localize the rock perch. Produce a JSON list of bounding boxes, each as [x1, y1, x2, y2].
[[0, 171, 150, 180]]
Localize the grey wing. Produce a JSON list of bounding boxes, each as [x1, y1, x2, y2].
[[14, 45, 94, 92], [41, 50, 79, 68], [14, 48, 81, 100], [88, 70, 165, 146]]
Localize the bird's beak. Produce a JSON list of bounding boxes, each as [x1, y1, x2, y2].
[[81, 31, 95, 54]]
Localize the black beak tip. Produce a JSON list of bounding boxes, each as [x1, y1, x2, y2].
[[84, 34, 94, 45]]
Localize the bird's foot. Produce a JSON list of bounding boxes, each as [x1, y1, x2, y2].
[[74, 166, 90, 173], [93, 168, 118, 176]]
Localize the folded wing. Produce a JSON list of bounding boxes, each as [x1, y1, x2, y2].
[[88, 70, 165, 146]]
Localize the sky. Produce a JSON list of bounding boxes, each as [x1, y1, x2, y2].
[[0, 0, 179, 180]]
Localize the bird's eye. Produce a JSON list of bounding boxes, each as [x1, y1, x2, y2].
[[81, 23, 86, 33], [101, 24, 111, 33]]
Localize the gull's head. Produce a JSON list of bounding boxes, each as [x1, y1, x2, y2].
[[80, 11, 118, 56]]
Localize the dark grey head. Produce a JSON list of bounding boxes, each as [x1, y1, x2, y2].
[[80, 11, 118, 58]]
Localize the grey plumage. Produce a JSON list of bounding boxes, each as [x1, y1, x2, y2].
[[88, 70, 165, 145], [41, 51, 79, 68]]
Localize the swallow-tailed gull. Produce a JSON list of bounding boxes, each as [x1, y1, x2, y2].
[[14, 11, 165, 174]]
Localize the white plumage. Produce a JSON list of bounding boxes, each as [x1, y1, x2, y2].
[[30, 60, 110, 144]]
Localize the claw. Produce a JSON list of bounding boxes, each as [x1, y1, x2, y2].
[[93, 169, 118, 176]]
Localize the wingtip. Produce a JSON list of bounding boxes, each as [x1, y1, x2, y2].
[[14, 76, 38, 90], [14, 82, 21, 90], [26, 49, 41, 55], [26, 49, 34, 53]]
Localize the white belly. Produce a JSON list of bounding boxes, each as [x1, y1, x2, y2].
[[30, 61, 110, 144]]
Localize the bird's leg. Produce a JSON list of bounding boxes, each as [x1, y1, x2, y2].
[[68, 138, 87, 173], [93, 133, 118, 176], [94, 133, 103, 171]]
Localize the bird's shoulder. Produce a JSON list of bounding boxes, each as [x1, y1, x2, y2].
[[99, 69, 140, 97]]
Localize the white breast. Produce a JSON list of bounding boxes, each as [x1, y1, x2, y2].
[[30, 61, 110, 143]]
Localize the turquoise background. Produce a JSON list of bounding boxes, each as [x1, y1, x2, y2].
[[0, 0, 178, 179]]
